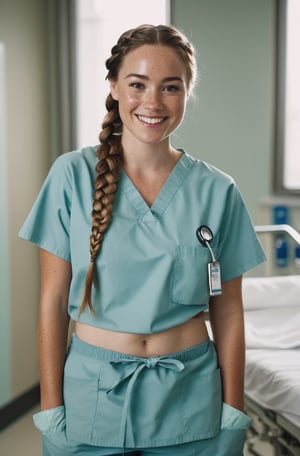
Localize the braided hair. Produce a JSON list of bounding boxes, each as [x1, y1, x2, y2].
[[80, 24, 197, 313]]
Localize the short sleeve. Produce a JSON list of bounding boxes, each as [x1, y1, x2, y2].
[[218, 181, 266, 282], [18, 154, 72, 261]]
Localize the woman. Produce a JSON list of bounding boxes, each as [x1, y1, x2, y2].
[[19, 24, 266, 455]]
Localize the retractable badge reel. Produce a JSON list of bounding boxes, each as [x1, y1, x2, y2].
[[196, 225, 222, 296]]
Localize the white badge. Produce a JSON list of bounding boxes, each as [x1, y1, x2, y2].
[[208, 261, 222, 296]]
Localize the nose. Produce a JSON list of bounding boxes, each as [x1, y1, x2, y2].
[[143, 88, 163, 110]]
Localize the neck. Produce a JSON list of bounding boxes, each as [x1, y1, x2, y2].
[[121, 138, 180, 173]]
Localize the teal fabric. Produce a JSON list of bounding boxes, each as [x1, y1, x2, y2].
[[34, 336, 250, 455], [63, 335, 221, 447], [38, 405, 249, 456], [19, 146, 266, 334]]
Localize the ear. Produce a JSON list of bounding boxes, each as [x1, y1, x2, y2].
[[110, 80, 119, 101]]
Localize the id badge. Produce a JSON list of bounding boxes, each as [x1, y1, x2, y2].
[[208, 262, 222, 296]]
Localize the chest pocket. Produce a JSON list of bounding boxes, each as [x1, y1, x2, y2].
[[171, 245, 213, 306]]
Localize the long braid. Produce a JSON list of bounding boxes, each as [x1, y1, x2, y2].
[[79, 95, 122, 313], [80, 24, 197, 314]]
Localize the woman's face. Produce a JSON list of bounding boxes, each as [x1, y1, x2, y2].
[[110, 44, 189, 148]]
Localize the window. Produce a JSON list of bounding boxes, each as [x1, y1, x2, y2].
[[275, 0, 300, 193], [74, 0, 170, 149]]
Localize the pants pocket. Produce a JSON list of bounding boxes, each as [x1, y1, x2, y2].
[[64, 375, 99, 443], [33, 406, 72, 456], [63, 345, 103, 444], [179, 367, 222, 439]]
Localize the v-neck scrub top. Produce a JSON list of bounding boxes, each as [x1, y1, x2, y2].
[[19, 146, 266, 334]]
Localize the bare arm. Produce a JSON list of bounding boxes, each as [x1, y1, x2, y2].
[[209, 275, 245, 411], [39, 249, 72, 410]]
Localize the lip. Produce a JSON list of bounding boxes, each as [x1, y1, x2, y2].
[[136, 114, 167, 126]]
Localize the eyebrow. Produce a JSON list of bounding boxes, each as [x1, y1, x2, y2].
[[125, 73, 184, 83]]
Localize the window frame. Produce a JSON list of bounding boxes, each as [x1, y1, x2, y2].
[[274, 0, 300, 195]]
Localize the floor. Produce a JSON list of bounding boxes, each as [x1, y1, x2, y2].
[[0, 407, 273, 456], [0, 406, 41, 456]]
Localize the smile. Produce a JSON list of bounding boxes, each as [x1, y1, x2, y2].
[[137, 115, 166, 125]]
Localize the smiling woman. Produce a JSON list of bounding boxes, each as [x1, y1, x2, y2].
[[19, 23, 266, 455]]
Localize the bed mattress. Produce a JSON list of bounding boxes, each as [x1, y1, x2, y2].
[[243, 275, 300, 429], [245, 348, 300, 427]]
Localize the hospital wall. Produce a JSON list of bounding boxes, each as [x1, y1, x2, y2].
[[0, 0, 51, 412], [173, 0, 300, 275], [0, 0, 289, 421], [172, 0, 275, 220]]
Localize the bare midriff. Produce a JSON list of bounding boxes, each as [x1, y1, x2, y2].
[[75, 312, 209, 358]]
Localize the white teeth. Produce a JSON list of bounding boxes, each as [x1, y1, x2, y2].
[[138, 115, 164, 125]]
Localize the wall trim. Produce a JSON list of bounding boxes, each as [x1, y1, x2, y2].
[[0, 384, 40, 431], [0, 42, 11, 409]]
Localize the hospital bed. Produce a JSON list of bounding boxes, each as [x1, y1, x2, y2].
[[204, 223, 300, 455], [242, 274, 300, 456]]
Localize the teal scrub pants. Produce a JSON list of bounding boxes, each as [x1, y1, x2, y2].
[[34, 335, 251, 455]]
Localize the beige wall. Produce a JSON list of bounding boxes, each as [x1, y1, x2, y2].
[[0, 0, 51, 402], [172, 0, 276, 221]]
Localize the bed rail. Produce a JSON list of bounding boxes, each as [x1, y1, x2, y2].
[[255, 224, 300, 244], [245, 396, 300, 456]]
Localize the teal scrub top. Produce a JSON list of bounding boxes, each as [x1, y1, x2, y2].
[[19, 146, 266, 334]]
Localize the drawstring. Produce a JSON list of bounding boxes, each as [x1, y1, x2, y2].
[[106, 356, 185, 452]]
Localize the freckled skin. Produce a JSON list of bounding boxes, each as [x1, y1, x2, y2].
[[110, 45, 189, 149]]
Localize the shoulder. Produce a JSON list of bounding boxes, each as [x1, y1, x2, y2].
[[47, 146, 99, 192], [183, 150, 236, 190], [51, 145, 98, 174]]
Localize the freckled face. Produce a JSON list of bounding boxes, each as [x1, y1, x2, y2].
[[110, 45, 189, 147]]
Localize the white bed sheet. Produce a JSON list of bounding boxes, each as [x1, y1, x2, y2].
[[243, 275, 300, 349], [245, 348, 300, 427], [244, 307, 300, 349]]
